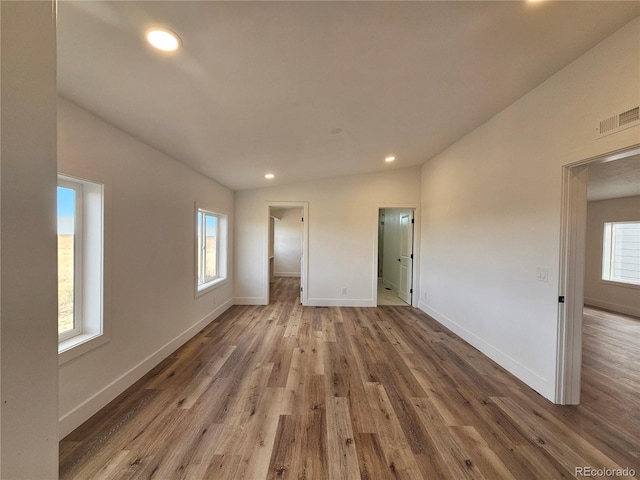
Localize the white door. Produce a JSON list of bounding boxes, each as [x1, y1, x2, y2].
[[300, 214, 305, 305], [398, 210, 414, 304]]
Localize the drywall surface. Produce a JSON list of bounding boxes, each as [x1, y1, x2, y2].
[[235, 167, 421, 306], [57, 98, 234, 437], [274, 208, 303, 277], [584, 196, 640, 317], [1, 2, 59, 478], [419, 17, 640, 401]]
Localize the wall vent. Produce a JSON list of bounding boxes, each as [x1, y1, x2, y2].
[[596, 105, 640, 139]]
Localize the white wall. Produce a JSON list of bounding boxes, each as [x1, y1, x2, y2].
[[0, 2, 59, 478], [57, 98, 235, 437], [419, 17, 640, 401], [273, 208, 303, 277], [235, 167, 421, 306], [584, 196, 640, 317]]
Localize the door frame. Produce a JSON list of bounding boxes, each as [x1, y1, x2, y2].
[[265, 201, 309, 306], [374, 204, 420, 307], [556, 144, 640, 404]]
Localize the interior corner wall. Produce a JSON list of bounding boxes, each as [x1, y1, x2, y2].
[[418, 17, 640, 401], [274, 208, 303, 277], [1, 2, 59, 478], [57, 98, 235, 438], [234, 167, 421, 306], [584, 196, 640, 317]]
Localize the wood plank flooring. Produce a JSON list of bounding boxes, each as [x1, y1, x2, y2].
[[60, 279, 640, 479]]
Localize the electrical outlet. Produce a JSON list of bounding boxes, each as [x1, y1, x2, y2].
[[535, 267, 549, 282], [341, 287, 347, 295]]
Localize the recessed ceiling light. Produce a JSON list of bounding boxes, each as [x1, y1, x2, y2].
[[265, 173, 275, 179], [146, 28, 181, 52], [385, 156, 396, 163]]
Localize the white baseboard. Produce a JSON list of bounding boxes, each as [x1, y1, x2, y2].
[[233, 296, 267, 305], [584, 297, 640, 318], [274, 272, 301, 278], [58, 299, 233, 439], [418, 301, 553, 401], [382, 279, 399, 291], [307, 298, 375, 307]]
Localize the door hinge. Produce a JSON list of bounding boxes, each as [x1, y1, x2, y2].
[[558, 296, 565, 303], [410, 288, 413, 294], [301, 217, 304, 222], [411, 218, 415, 224], [300, 287, 303, 292], [410, 253, 413, 260]]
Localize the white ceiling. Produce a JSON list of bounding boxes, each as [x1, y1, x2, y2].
[[588, 154, 640, 202], [57, 1, 640, 191]]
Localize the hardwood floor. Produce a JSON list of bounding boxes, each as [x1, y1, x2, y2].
[[60, 279, 640, 479]]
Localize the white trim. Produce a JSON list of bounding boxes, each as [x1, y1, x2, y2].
[[419, 301, 551, 398], [57, 178, 84, 342], [57, 173, 111, 364], [233, 296, 267, 305], [597, 279, 640, 290], [58, 299, 233, 439], [382, 278, 399, 291], [584, 298, 640, 318], [556, 144, 640, 405], [556, 163, 588, 405], [374, 203, 421, 308], [196, 278, 229, 297], [195, 204, 228, 297], [58, 332, 109, 366], [265, 202, 309, 306], [307, 298, 375, 307], [601, 221, 640, 286]]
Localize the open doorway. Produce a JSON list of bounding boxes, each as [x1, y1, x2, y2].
[[377, 208, 415, 306], [557, 144, 640, 404], [265, 202, 309, 306], [269, 206, 303, 304]]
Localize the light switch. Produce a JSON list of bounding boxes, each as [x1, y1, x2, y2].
[[536, 267, 549, 282]]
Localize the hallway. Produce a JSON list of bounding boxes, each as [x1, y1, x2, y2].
[[60, 278, 639, 479]]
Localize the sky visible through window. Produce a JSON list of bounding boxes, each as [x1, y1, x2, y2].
[[57, 186, 76, 335], [57, 186, 75, 235], [206, 214, 217, 237]]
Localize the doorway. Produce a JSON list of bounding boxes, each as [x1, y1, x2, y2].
[[377, 208, 415, 306], [557, 144, 640, 404], [265, 202, 309, 306]]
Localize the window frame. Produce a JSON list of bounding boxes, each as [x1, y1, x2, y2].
[[57, 172, 110, 364], [57, 178, 84, 342], [195, 206, 228, 295], [602, 221, 640, 288]]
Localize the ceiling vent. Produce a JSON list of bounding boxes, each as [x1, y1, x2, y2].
[[597, 106, 640, 139]]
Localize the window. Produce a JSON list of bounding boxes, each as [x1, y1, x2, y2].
[[57, 179, 83, 341], [58, 174, 108, 360], [602, 222, 640, 286], [196, 207, 227, 293]]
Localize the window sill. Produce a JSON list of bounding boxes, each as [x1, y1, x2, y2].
[[58, 332, 109, 365], [196, 277, 228, 298], [599, 279, 640, 290]]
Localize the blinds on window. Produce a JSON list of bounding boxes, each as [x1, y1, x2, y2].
[[605, 222, 640, 284]]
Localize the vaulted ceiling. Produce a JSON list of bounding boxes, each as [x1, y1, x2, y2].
[[57, 1, 640, 191]]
